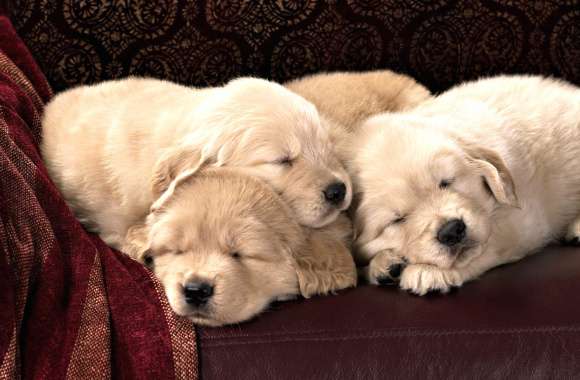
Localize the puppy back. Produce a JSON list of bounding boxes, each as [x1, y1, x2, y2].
[[286, 70, 432, 131]]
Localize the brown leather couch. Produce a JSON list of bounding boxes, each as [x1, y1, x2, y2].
[[201, 246, 580, 379], [7, 1, 580, 378]]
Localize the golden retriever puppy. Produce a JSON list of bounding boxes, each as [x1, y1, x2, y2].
[[351, 75, 580, 295], [41, 77, 352, 250], [122, 168, 356, 326], [285, 70, 432, 132]]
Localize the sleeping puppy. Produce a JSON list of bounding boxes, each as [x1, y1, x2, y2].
[[41, 77, 352, 250], [285, 70, 431, 132], [285, 70, 432, 168], [351, 75, 580, 295], [123, 168, 356, 326]]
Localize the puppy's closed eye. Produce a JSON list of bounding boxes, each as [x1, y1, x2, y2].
[[390, 215, 406, 225], [274, 156, 294, 167], [439, 178, 454, 189]]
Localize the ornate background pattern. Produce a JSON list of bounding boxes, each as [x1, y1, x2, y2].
[[7, 0, 580, 93]]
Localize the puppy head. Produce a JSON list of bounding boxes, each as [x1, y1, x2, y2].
[[139, 169, 305, 326], [154, 77, 352, 228], [131, 168, 355, 326], [352, 114, 518, 275]]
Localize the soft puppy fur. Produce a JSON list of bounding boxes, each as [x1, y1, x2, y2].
[[123, 168, 356, 326], [285, 70, 432, 133], [41, 77, 352, 249], [351, 75, 580, 295]]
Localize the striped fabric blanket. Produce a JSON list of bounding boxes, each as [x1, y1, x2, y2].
[[0, 16, 198, 379]]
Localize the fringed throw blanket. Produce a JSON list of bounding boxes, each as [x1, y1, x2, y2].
[[0, 15, 198, 379]]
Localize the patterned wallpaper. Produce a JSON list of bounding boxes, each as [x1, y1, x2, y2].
[[10, 0, 580, 93]]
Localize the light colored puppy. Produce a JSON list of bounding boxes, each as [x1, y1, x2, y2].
[[285, 70, 432, 133], [41, 77, 352, 249], [351, 75, 580, 295], [123, 168, 356, 326]]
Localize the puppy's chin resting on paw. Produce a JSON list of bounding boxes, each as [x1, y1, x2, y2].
[[123, 168, 356, 326], [351, 75, 580, 295]]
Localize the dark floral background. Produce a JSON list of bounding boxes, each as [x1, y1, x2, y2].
[[5, 0, 580, 93]]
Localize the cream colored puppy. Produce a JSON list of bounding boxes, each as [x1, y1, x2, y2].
[[352, 75, 580, 295], [285, 70, 432, 132], [123, 168, 356, 326], [41, 77, 352, 249]]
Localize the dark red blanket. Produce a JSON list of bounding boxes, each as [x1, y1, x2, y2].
[[0, 16, 198, 379]]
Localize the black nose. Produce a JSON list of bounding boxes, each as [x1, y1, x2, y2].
[[184, 281, 214, 306], [437, 219, 466, 247], [323, 182, 346, 205], [388, 263, 403, 279], [377, 263, 405, 286]]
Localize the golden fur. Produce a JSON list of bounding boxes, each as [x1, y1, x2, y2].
[[350, 75, 580, 295], [285, 70, 432, 133], [123, 168, 356, 326], [41, 76, 356, 325], [41, 77, 352, 250]]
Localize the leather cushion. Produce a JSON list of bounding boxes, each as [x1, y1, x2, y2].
[[200, 246, 580, 379]]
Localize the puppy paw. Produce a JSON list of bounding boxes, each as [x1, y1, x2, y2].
[[564, 218, 580, 245], [399, 264, 463, 296], [363, 251, 404, 285]]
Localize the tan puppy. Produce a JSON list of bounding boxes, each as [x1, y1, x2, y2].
[[285, 70, 432, 132], [351, 75, 580, 295], [41, 77, 352, 249], [123, 168, 356, 326]]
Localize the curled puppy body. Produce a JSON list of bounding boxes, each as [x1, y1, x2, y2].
[[285, 70, 432, 179], [123, 168, 356, 326], [41, 76, 352, 249], [351, 75, 580, 295], [285, 70, 432, 132]]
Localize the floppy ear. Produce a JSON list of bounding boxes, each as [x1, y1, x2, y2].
[[293, 214, 357, 298], [122, 222, 153, 267], [461, 142, 519, 208], [320, 115, 352, 164], [151, 146, 207, 198], [150, 146, 208, 211]]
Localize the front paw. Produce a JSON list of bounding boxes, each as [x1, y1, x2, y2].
[[362, 251, 405, 285], [399, 264, 463, 296]]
